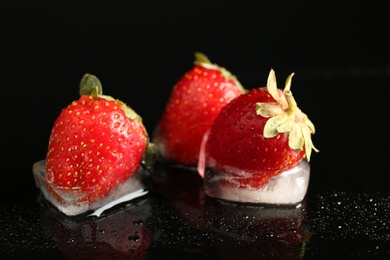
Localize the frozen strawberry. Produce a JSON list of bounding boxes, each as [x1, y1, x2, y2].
[[198, 69, 318, 205], [36, 73, 157, 216], [153, 52, 246, 166]]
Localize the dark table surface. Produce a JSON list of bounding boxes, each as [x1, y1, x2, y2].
[[3, 71, 390, 259], [2, 1, 390, 259]]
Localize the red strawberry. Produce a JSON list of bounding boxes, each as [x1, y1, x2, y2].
[[200, 69, 318, 189], [153, 52, 246, 166], [45, 74, 157, 205]]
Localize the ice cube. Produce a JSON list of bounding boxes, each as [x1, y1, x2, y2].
[[33, 160, 150, 216], [198, 128, 310, 206], [202, 160, 310, 206]]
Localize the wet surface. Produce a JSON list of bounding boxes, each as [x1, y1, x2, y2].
[[2, 162, 390, 259], [3, 1, 390, 258]]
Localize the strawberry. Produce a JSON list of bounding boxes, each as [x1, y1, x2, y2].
[[45, 73, 157, 204], [200, 69, 318, 189], [152, 52, 246, 166]]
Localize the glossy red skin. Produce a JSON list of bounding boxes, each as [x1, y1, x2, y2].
[[153, 64, 244, 166], [205, 88, 305, 188], [46, 95, 148, 202]]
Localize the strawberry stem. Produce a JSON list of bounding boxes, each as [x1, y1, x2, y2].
[[284, 90, 298, 117], [194, 52, 220, 71], [142, 142, 159, 170], [194, 52, 212, 64], [79, 73, 103, 97]]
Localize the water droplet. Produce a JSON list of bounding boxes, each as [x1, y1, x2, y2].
[[128, 235, 140, 242], [288, 227, 297, 233], [67, 238, 75, 244], [133, 219, 143, 225]]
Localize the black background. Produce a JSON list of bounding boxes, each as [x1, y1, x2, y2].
[[1, 1, 390, 258]]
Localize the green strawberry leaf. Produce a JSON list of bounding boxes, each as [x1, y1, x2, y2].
[[79, 73, 103, 96]]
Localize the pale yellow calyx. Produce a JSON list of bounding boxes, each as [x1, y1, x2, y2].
[[255, 69, 319, 161]]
